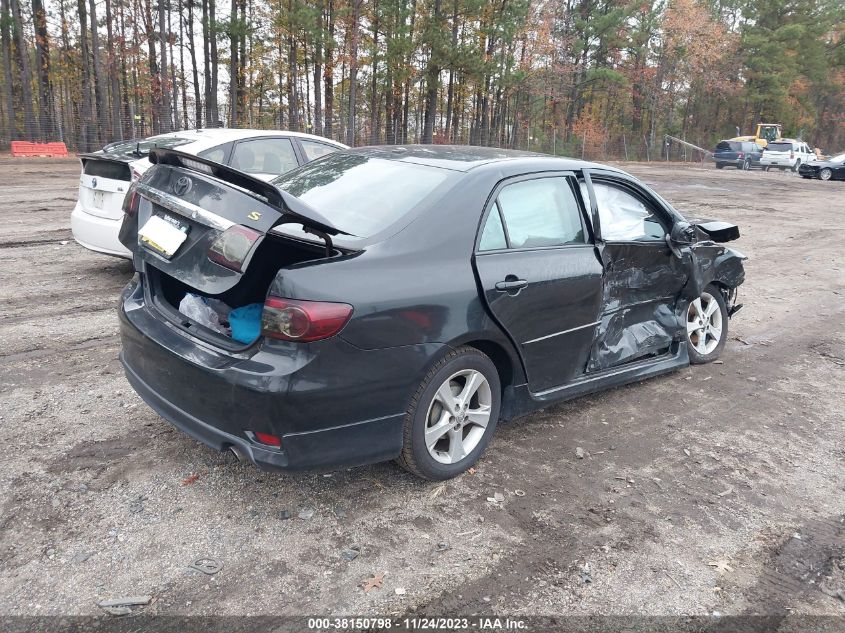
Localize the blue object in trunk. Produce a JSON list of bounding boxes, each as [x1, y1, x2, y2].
[[229, 303, 263, 344]]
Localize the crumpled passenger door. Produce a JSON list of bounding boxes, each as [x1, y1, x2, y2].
[[581, 170, 689, 372]]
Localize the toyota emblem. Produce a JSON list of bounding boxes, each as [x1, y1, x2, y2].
[[173, 176, 192, 196]]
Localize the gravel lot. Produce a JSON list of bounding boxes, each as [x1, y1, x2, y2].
[[0, 157, 843, 621]]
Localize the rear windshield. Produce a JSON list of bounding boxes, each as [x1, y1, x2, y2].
[[766, 142, 793, 151], [716, 141, 741, 151], [102, 136, 193, 158], [82, 158, 131, 181], [272, 153, 453, 238]]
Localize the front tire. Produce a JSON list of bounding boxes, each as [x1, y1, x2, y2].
[[820, 168, 833, 181], [741, 159, 751, 171], [687, 285, 729, 365], [397, 346, 501, 480]]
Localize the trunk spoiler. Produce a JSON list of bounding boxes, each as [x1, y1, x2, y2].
[[149, 148, 353, 239], [78, 152, 136, 164]]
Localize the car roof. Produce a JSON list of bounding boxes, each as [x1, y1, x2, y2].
[[146, 128, 349, 152], [349, 144, 621, 174]]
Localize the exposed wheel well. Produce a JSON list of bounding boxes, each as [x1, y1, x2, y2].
[[462, 339, 517, 392]]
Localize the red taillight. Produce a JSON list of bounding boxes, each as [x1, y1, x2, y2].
[[790, 151, 795, 159], [207, 225, 262, 272], [261, 297, 353, 342], [737, 152, 744, 158], [122, 186, 140, 217], [253, 432, 282, 447], [131, 168, 142, 182]]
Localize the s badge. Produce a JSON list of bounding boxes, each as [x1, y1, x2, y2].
[[247, 211, 262, 221]]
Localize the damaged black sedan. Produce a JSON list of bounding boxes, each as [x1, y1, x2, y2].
[[117, 146, 746, 480]]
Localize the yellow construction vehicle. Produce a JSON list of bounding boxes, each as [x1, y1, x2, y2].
[[730, 123, 783, 148]]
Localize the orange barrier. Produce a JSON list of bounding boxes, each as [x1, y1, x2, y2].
[[10, 141, 69, 157]]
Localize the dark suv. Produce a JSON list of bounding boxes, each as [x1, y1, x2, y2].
[[714, 141, 762, 170]]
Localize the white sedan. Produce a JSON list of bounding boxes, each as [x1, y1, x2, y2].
[[71, 129, 347, 258]]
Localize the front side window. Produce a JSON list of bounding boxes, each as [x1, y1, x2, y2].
[[590, 181, 667, 242], [300, 140, 341, 162], [492, 177, 585, 249], [231, 137, 298, 176]]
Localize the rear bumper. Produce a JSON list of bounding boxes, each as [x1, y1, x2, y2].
[[119, 277, 437, 471], [71, 202, 132, 258]]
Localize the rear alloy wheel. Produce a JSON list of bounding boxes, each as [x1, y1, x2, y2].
[[820, 168, 833, 181], [686, 285, 729, 364], [398, 347, 501, 480], [741, 158, 751, 171]]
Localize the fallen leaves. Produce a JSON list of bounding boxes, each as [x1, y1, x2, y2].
[[361, 571, 385, 593]]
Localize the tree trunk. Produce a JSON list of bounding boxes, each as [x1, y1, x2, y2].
[[76, 0, 93, 149], [323, 0, 334, 138], [0, 0, 16, 141], [31, 0, 54, 139], [346, 0, 362, 146], [187, 0, 202, 127], [313, 0, 322, 136], [89, 0, 110, 141], [9, 0, 37, 140], [287, 0, 299, 131], [158, 0, 172, 131], [228, 0, 239, 126], [421, 0, 442, 144], [104, 0, 122, 139]]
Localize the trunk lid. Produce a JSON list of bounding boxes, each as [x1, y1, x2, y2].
[[127, 148, 350, 296], [78, 154, 136, 220]]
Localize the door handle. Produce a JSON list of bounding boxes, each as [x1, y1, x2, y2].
[[495, 277, 528, 292]]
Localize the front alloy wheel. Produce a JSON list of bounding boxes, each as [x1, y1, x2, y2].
[[398, 346, 501, 480], [687, 286, 729, 364], [820, 168, 833, 181]]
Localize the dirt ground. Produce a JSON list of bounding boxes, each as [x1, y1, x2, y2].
[[0, 157, 843, 623]]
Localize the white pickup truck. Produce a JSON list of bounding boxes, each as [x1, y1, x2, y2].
[[760, 139, 815, 172]]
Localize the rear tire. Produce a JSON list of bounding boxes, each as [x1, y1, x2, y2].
[[715, 163, 725, 170], [687, 284, 729, 365], [762, 166, 770, 172], [397, 346, 501, 480], [741, 159, 751, 171], [792, 160, 801, 172]]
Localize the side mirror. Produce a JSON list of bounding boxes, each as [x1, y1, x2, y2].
[[669, 221, 696, 245], [666, 221, 695, 259], [696, 221, 740, 243]]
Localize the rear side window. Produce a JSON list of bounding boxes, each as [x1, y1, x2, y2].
[[716, 141, 740, 151], [494, 177, 585, 249], [82, 159, 130, 181], [231, 137, 298, 176], [198, 144, 227, 164], [300, 140, 340, 162]]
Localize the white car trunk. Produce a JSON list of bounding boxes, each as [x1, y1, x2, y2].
[[78, 158, 137, 220]]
